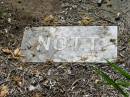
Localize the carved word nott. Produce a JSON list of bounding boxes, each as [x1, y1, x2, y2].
[[21, 26, 117, 62]]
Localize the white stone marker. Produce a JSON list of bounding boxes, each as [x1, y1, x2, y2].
[[21, 26, 117, 63]]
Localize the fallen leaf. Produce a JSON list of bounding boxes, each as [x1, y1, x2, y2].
[[79, 16, 93, 25], [14, 48, 21, 57], [44, 15, 57, 25], [1, 48, 12, 54], [0, 85, 9, 97], [12, 76, 23, 86], [12, 48, 24, 60], [1, 48, 23, 60]]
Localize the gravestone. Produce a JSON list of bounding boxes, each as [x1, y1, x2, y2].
[[21, 26, 117, 63]]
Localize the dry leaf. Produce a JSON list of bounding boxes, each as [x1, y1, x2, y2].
[[0, 85, 9, 97], [14, 48, 21, 57], [79, 16, 93, 25], [1, 48, 12, 54], [12, 48, 24, 60], [44, 15, 57, 25], [12, 76, 22, 86], [2, 48, 23, 60]]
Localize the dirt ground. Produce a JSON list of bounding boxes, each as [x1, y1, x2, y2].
[[0, 0, 130, 97]]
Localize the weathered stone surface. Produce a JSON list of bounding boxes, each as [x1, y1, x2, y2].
[[21, 26, 117, 62]]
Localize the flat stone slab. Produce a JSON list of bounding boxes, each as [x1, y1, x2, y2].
[[21, 26, 117, 63]]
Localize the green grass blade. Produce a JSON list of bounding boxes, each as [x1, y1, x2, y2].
[[106, 60, 130, 80], [93, 66, 129, 97], [116, 80, 130, 88]]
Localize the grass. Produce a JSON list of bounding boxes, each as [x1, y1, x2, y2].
[[93, 60, 130, 97]]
